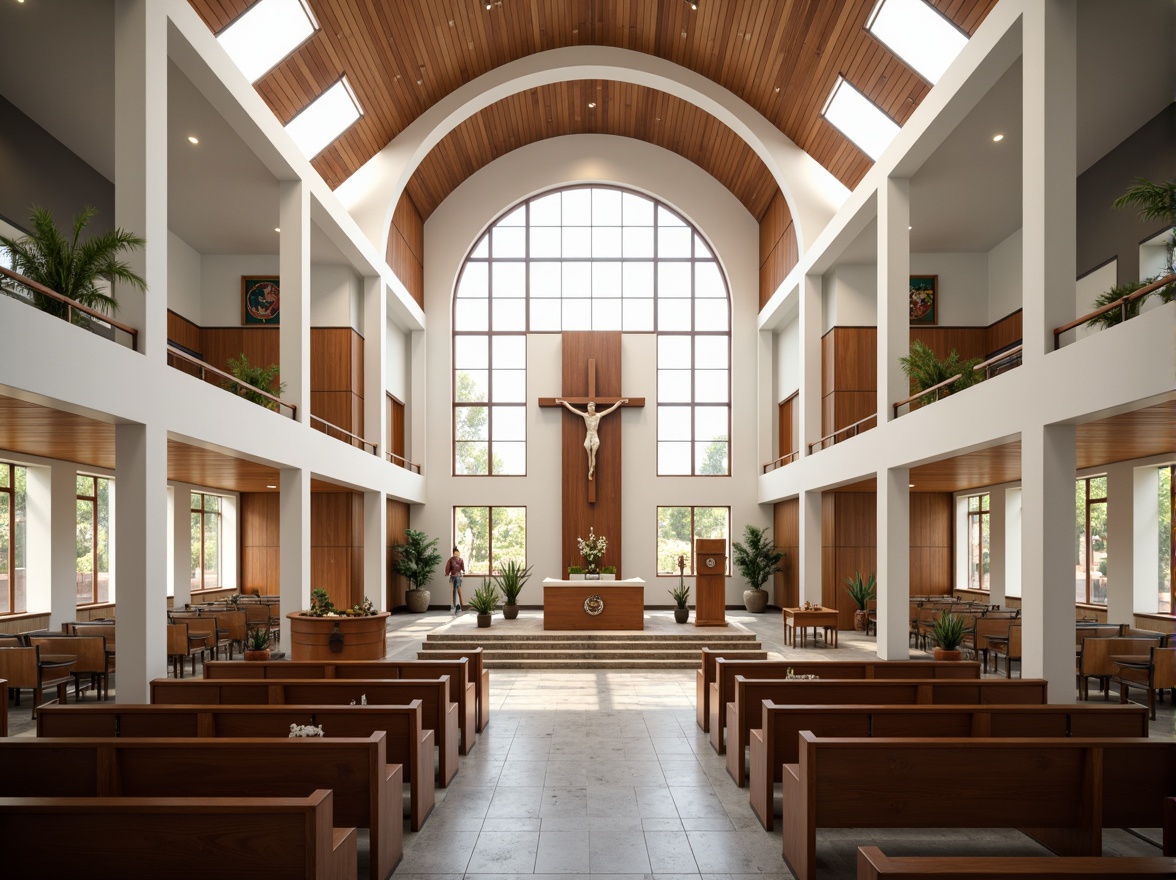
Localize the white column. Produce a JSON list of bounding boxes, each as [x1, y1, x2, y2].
[[279, 467, 311, 647], [279, 182, 311, 425], [1104, 462, 1136, 623], [49, 463, 80, 627], [363, 276, 387, 457], [409, 329, 426, 469], [798, 275, 822, 456], [954, 495, 969, 594], [23, 467, 51, 617], [757, 330, 774, 466], [172, 484, 192, 610], [988, 487, 1008, 608], [114, 0, 167, 361], [114, 422, 169, 701], [799, 489, 822, 606], [877, 467, 910, 660], [877, 179, 910, 424], [364, 490, 387, 611], [1132, 465, 1161, 615], [1022, 0, 1077, 360], [1021, 422, 1076, 701], [1005, 488, 1022, 600]]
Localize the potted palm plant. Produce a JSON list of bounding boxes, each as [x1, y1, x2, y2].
[[468, 582, 501, 629], [899, 341, 984, 406], [732, 524, 784, 613], [930, 612, 967, 661], [393, 528, 442, 613], [224, 353, 285, 410], [844, 571, 876, 633], [494, 559, 531, 620]]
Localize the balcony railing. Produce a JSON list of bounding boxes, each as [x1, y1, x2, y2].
[[1053, 273, 1175, 349], [892, 345, 1023, 418], [387, 451, 422, 474], [808, 413, 878, 455], [167, 345, 296, 418], [762, 451, 799, 473], [309, 415, 377, 455], [0, 266, 139, 351]]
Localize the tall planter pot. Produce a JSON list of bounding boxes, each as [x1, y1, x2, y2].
[[853, 610, 869, 633], [674, 607, 689, 624], [502, 604, 519, 620], [405, 589, 430, 613], [743, 589, 768, 614], [476, 613, 492, 629]]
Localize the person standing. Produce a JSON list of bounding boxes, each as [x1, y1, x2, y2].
[[445, 546, 466, 615]]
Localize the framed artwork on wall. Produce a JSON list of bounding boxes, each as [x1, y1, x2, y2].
[[909, 275, 937, 325], [242, 276, 280, 325]]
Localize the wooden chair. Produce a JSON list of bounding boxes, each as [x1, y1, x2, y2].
[[1078, 636, 1164, 700], [991, 623, 1022, 677], [26, 634, 111, 701], [0, 646, 73, 715], [171, 614, 230, 661], [0, 634, 23, 648], [1116, 646, 1176, 720], [166, 623, 204, 677], [206, 610, 247, 658], [243, 603, 278, 642]]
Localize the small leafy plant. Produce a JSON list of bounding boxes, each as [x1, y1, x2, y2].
[[468, 582, 501, 615], [306, 587, 335, 617], [393, 529, 443, 591], [600, 565, 616, 575], [668, 580, 691, 609], [246, 627, 271, 651], [899, 340, 983, 406], [494, 559, 532, 605], [844, 571, 877, 610], [223, 353, 285, 410], [931, 612, 967, 651], [567, 565, 584, 575]]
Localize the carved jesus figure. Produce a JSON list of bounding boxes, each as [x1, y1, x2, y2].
[[554, 398, 628, 480]]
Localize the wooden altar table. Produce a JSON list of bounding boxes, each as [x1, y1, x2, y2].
[[542, 579, 645, 631]]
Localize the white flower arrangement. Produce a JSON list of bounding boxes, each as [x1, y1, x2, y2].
[[349, 694, 368, 706], [289, 723, 325, 738], [577, 528, 607, 571]]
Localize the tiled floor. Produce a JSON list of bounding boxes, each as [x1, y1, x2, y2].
[[6, 608, 1174, 878]]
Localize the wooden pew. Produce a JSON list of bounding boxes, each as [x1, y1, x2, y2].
[[749, 702, 1147, 830], [417, 646, 490, 731], [204, 657, 478, 756], [708, 658, 983, 753], [0, 789, 355, 880], [696, 647, 773, 732], [0, 678, 6, 737], [1079, 637, 1164, 700], [149, 676, 460, 786], [0, 733, 401, 880], [856, 846, 1176, 879], [727, 675, 1049, 785], [782, 734, 1176, 880], [38, 701, 435, 830]]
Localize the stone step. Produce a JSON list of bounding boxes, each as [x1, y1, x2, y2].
[[423, 632, 761, 644], [483, 658, 709, 669], [421, 639, 762, 652], [423, 648, 769, 662]]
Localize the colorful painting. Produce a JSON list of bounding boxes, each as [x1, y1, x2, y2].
[[242, 276, 280, 325], [909, 275, 937, 325]]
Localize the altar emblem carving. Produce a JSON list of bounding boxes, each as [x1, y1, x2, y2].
[[583, 595, 605, 616]]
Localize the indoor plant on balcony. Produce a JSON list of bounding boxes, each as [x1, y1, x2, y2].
[[930, 612, 967, 661], [845, 571, 876, 633], [732, 524, 783, 613], [393, 528, 442, 613], [468, 581, 501, 629], [494, 559, 531, 620], [899, 341, 984, 407]]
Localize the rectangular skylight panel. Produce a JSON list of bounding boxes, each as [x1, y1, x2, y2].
[[867, 0, 968, 84], [285, 78, 363, 159], [821, 77, 900, 161], [217, 0, 318, 84]]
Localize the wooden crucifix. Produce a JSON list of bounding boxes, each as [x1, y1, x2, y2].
[[538, 332, 643, 576]]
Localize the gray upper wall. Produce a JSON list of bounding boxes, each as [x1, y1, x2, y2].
[[1077, 102, 1175, 286], [0, 93, 113, 237]]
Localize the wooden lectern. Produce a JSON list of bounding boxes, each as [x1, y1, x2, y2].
[[694, 538, 728, 627]]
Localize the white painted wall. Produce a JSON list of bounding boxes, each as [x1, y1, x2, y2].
[[416, 134, 767, 608], [385, 317, 408, 401], [823, 264, 877, 332], [310, 264, 359, 329], [200, 254, 278, 326], [166, 230, 203, 324], [910, 253, 989, 326], [987, 227, 1023, 322], [1074, 260, 1116, 342], [776, 319, 800, 403]]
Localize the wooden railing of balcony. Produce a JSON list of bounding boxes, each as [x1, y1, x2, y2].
[[166, 345, 296, 419], [808, 413, 878, 455], [0, 266, 139, 351], [892, 344, 1023, 417], [1053, 273, 1175, 349], [387, 451, 422, 474], [309, 415, 377, 455], [763, 451, 799, 473]]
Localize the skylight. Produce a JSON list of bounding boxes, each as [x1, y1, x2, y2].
[[866, 0, 968, 85], [821, 77, 900, 161], [217, 0, 318, 83], [285, 78, 363, 159]]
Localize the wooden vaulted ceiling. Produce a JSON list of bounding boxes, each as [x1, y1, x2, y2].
[[188, 0, 999, 220]]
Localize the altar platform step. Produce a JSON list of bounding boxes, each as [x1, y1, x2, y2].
[[419, 627, 766, 669]]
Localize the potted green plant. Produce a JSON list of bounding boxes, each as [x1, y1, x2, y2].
[[468, 581, 501, 629], [494, 559, 531, 620], [844, 571, 876, 633], [732, 524, 784, 613], [668, 580, 691, 624], [930, 612, 967, 661], [223, 353, 286, 411], [0, 205, 146, 322], [244, 627, 271, 661], [567, 565, 584, 580], [899, 340, 984, 406], [600, 565, 616, 581], [393, 528, 442, 613]]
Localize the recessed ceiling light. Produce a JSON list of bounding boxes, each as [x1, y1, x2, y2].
[[992, 133, 1004, 142], [685, 0, 697, 8], [266, 484, 277, 489], [187, 135, 199, 144], [908, 483, 915, 488], [587, 101, 597, 109], [274, 227, 281, 232], [908, 225, 912, 230]]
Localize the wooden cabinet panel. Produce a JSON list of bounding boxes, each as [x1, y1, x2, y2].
[[832, 493, 876, 547], [774, 499, 799, 609], [386, 499, 410, 610]]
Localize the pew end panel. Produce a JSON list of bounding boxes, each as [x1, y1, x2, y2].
[[856, 846, 1176, 879]]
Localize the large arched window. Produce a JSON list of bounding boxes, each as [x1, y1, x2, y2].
[[453, 185, 730, 476]]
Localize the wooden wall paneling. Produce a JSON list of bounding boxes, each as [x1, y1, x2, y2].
[[909, 326, 987, 363], [310, 392, 363, 439], [386, 500, 410, 609], [987, 309, 1024, 355], [310, 492, 364, 610], [387, 192, 424, 309], [911, 547, 953, 595], [830, 327, 877, 391], [774, 499, 799, 609], [310, 328, 355, 392], [824, 391, 877, 437], [758, 191, 797, 308], [832, 493, 876, 548], [201, 327, 280, 378], [910, 493, 953, 548], [778, 394, 796, 460], [389, 396, 406, 462], [239, 493, 280, 596], [166, 310, 202, 355]]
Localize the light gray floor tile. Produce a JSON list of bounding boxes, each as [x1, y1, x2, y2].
[[487, 785, 544, 818], [534, 830, 591, 873], [466, 830, 540, 873], [540, 786, 589, 817], [589, 829, 652, 873], [646, 830, 700, 873], [397, 830, 479, 873]]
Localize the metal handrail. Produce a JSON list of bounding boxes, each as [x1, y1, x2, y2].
[[386, 451, 422, 474], [808, 413, 877, 454], [1053, 273, 1175, 348], [762, 451, 799, 473], [167, 345, 296, 418], [892, 344, 1024, 417], [309, 415, 377, 455], [0, 265, 139, 351]]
